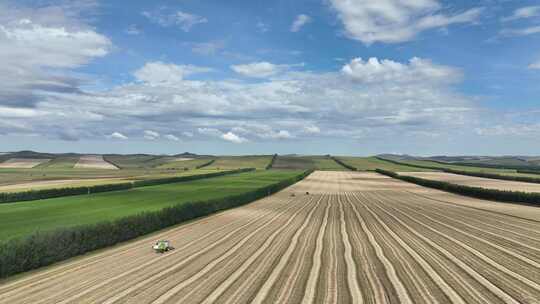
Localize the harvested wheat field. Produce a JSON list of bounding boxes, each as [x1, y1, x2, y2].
[[1, 171, 540, 304], [75, 155, 118, 170], [0, 158, 50, 168], [401, 171, 540, 193], [0, 177, 129, 192]]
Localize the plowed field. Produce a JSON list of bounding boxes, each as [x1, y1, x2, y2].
[[1, 171, 539, 304], [401, 171, 540, 193]]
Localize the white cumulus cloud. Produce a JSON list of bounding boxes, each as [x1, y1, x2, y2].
[[329, 0, 482, 44], [291, 14, 312, 32], [231, 62, 281, 78], [231, 61, 302, 78], [134, 61, 212, 85], [108, 132, 128, 140], [529, 59, 540, 70], [304, 125, 320, 134], [500, 26, 540, 37], [143, 130, 160, 140], [502, 6, 540, 22], [0, 4, 111, 107], [221, 131, 248, 143], [342, 57, 461, 84], [164, 134, 179, 141]]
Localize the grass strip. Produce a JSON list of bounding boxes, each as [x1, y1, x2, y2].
[[0, 168, 253, 204], [0, 169, 313, 279]]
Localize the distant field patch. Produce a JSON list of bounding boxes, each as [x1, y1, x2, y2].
[[0, 178, 130, 192], [35, 156, 78, 169], [104, 155, 160, 169], [172, 157, 194, 161], [75, 155, 118, 170], [206, 156, 272, 170], [157, 158, 215, 170], [337, 157, 435, 172], [269, 155, 315, 170], [400, 171, 540, 193], [271, 155, 348, 170], [0, 159, 50, 169]]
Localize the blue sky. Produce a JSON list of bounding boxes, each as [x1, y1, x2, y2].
[[1, 0, 540, 155]]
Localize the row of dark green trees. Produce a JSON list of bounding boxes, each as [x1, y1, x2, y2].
[[266, 154, 278, 169], [0, 169, 313, 278], [330, 156, 356, 171], [376, 169, 540, 206], [0, 168, 252, 204], [196, 159, 215, 169], [376, 157, 540, 184]]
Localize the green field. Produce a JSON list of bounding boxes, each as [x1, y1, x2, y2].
[[0, 154, 275, 192], [0, 170, 301, 242], [157, 158, 215, 170], [271, 155, 346, 170], [310, 156, 348, 170], [0, 168, 136, 186], [0, 169, 220, 192], [104, 155, 179, 169], [337, 157, 436, 172], [34, 157, 79, 169], [206, 155, 273, 170]]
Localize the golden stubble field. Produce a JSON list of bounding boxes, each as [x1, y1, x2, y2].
[[400, 171, 540, 193], [0, 171, 539, 304], [75, 155, 118, 170]]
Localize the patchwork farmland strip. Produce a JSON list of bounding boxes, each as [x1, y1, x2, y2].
[[2, 171, 540, 304], [376, 168, 540, 206], [0, 168, 253, 204]]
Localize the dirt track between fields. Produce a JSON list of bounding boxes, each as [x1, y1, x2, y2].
[[1, 171, 539, 304], [401, 171, 540, 193]]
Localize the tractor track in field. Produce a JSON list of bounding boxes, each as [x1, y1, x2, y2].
[[1, 171, 540, 304]]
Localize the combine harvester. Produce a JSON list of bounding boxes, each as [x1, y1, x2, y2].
[[152, 240, 173, 253]]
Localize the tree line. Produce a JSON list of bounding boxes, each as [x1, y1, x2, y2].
[[330, 156, 356, 171], [376, 157, 540, 184], [0, 168, 253, 204], [266, 154, 278, 170], [196, 159, 216, 169], [376, 169, 540, 207], [517, 169, 540, 175], [0, 169, 313, 279]]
